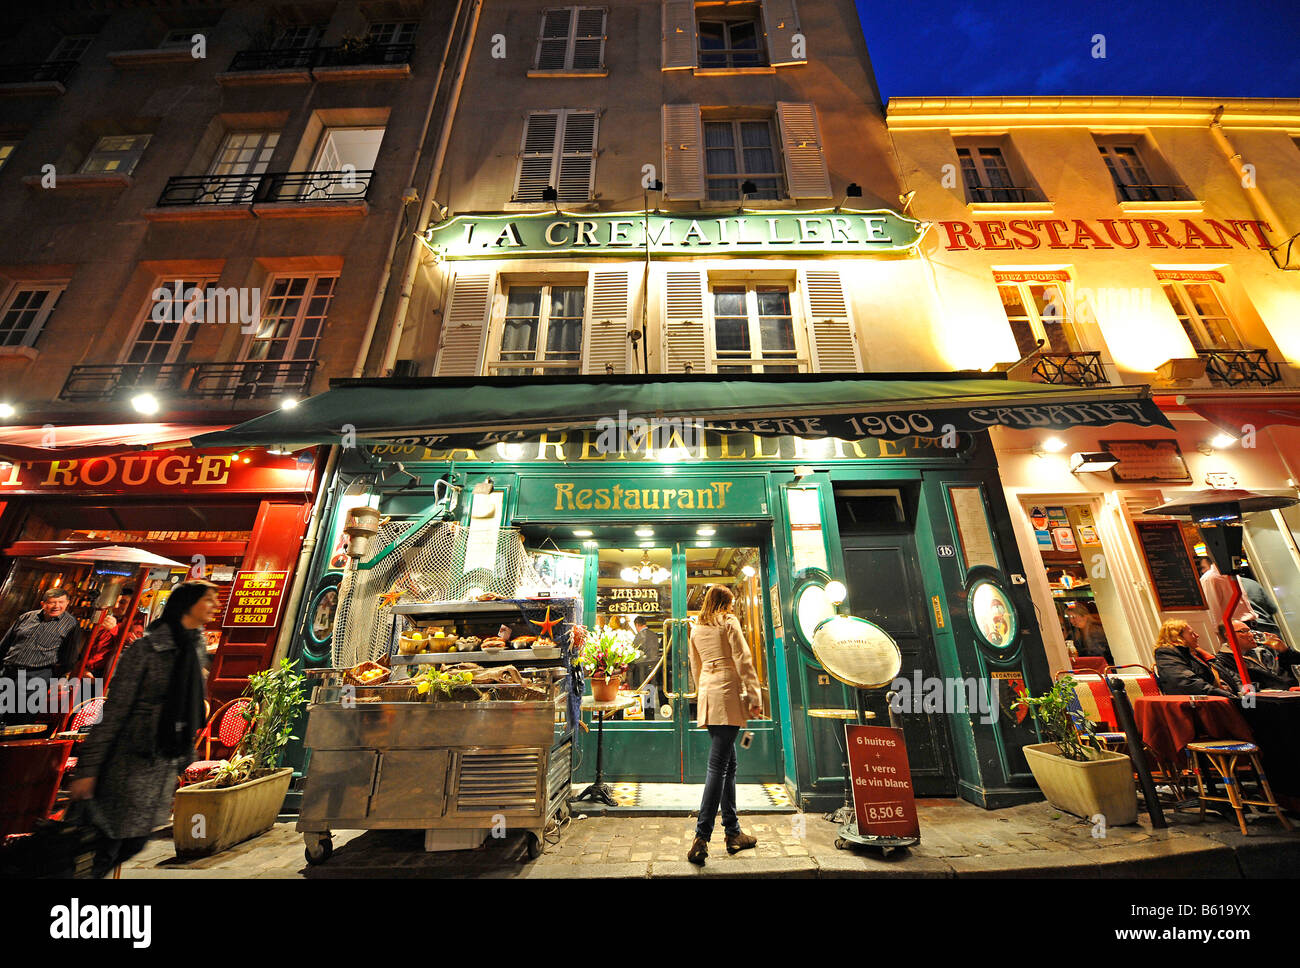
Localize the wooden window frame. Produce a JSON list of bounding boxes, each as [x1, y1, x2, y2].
[[706, 279, 808, 373], [79, 134, 151, 175], [122, 277, 218, 366], [702, 115, 785, 201], [1159, 278, 1245, 352], [488, 281, 588, 375], [513, 109, 599, 202], [696, 2, 769, 69], [532, 7, 608, 73], [996, 278, 1085, 356], [0, 281, 67, 349], [240, 272, 337, 366]]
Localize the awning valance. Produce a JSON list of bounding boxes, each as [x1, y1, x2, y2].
[[0, 422, 233, 461], [191, 373, 1172, 451]]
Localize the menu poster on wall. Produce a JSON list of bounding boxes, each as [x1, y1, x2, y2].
[[527, 549, 584, 599], [1101, 439, 1192, 484], [221, 571, 289, 628], [786, 487, 828, 573], [948, 487, 999, 570], [463, 489, 505, 573], [1134, 521, 1208, 611]]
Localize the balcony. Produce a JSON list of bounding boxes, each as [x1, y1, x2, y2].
[[0, 60, 79, 94], [966, 184, 1036, 204], [1198, 349, 1282, 388], [156, 169, 373, 208], [222, 43, 413, 83], [59, 361, 318, 403], [1114, 183, 1188, 203], [1030, 351, 1109, 387]]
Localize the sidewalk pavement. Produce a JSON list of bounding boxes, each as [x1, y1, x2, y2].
[[120, 797, 1300, 879]]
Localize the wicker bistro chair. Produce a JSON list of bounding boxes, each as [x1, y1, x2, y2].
[[181, 698, 252, 786], [1056, 670, 1127, 750], [1186, 740, 1294, 836]]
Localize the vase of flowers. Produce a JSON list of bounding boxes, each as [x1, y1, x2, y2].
[[576, 625, 642, 702]]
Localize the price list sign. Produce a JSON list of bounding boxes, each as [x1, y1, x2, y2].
[[222, 570, 289, 628], [844, 725, 920, 838]]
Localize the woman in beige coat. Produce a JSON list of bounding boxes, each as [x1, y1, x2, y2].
[[687, 584, 763, 865]]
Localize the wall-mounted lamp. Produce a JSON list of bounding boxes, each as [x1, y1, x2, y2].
[[1069, 451, 1119, 474], [738, 179, 758, 213], [1198, 433, 1237, 455], [541, 185, 560, 213], [834, 182, 863, 212], [825, 580, 847, 606], [898, 189, 916, 213], [1031, 437, 1067, 458]]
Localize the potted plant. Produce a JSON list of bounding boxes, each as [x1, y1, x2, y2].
[[1012, 676, 1139, 825], [173, 659, 307, 857], [576, 626, 641, 703]]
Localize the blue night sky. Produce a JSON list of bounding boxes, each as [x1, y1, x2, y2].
[[856, 0, 1300, 102]]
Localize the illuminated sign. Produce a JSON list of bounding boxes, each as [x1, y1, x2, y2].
[[938, 217, 1271, 252], [222, 570, 290, 628], [425, 209, 923, 259], [0, 449, 312, 496]]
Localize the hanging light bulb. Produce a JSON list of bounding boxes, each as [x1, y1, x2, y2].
[[640, 563, 652, 580], [621, 566, 638, 583]]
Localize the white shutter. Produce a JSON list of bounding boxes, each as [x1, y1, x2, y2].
[[434, 272, 493, 376], [515, 113, 560, 201], [662, 103, 705, 201], [662, 269, 708, 373], [661, 0, 696, 70], [585, 270, 630, 374], [572, 8, 607, 69], [557, 110, 598, 201], [776, 101, 832, 199], [535, 8, 572, 70], [762, 0, 805, 66], [801, 269, 860, 372]]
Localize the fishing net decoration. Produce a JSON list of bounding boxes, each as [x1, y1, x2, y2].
[[330, 519, 547, 668]]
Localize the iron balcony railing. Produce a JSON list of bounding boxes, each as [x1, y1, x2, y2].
[[1030, 351, 1110, 387], [227, 43, 414, 72], [60, 360, 318, 403], [966, 184, 1035, 204], [156, 169, 374, 207], [1114, 183, 1188, 203], [1198, 349, 1282, 388], [0, 60, 79, 85]]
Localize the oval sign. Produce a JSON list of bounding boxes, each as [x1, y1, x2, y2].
[[811, 615, 903, 690]]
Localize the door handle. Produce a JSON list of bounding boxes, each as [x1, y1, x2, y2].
[[661, 620, 682, 699]]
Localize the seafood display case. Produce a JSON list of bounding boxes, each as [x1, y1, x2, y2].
[[297, 598, 578, 863]]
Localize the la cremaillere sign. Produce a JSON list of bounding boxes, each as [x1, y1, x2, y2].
[[424, 209, 923, 259]]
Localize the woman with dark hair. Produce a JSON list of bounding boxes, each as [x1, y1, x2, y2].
[[67, 580, 220, 877], [686, 584, 763, 866]]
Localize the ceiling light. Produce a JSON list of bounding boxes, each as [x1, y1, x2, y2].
[[621, 567, 638, 583], [825, 580, 848, 606], [696, 526, 716, 537], [1210, 433, 1236, 450], [0, 403, 14, 419], [1070, 451, 1120, 474], [635, 527, 654, 537], [131, 393, 160, 415], [573, 529, 593, 537], [741, 564, 756, 579], [280, 397, 298, 410]]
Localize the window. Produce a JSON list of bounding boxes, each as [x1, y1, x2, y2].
[[1160, 279, 1243, 351], [159, 28, 200, 49], [274, 25, 324, 49], [704, 118, 782, 200], [79, 134, 151, 175], [205, 130, 280, 203], [0, 283, 65, 349], [0, 140, 16, 172], [698, 2, 767, 68], [1098, 143, 1182, 202], [367, 21, 417, 46], [956, 146, 1029, 203], [514, 110, 598, 202], [123, 279, 216, 374], [534, 8, 606, 71], [243, 274, 336, 365], [710, 283, 801, 372], [303, 126, 383, 198], [49, 35, 94, 62], [997, 280, 1082, 356], [491, 284, 584, 375]]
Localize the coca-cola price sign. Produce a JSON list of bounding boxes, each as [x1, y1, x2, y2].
[[844, 725, 920, 838]]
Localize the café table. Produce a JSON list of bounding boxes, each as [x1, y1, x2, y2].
[[1238, 690, 1300, 812], [1132, 695, 1254, 766], [0, 737, 74, 838], [570, 694, 638, 808], [0, 724, 48, 738]]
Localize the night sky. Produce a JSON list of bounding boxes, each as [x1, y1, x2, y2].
[[857, 0, 1300, 101]]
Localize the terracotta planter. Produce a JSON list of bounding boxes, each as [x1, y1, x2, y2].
[[590, 675, 622, 703], [1022, 743, 1138, 826], [172, 767, 293, 857]]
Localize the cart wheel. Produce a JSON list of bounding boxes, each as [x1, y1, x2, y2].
[[525, 832, 543, 860], [881, 846, 894, 858], [834, 837, 848, 850], [304, 836, 333, 865]]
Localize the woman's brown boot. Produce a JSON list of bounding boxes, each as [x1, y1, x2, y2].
[[687, 835, 708, 865], [725, 830, 758, 854]]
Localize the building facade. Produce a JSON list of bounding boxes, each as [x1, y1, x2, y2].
[[887, 96, 1300, 675]]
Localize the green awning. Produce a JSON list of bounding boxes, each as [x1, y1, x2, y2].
[[191, 372, 1172, 450]]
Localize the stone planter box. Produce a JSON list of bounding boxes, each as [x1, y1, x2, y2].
[[173, 767, 293, 857], [1022, 743, 1139, 826]]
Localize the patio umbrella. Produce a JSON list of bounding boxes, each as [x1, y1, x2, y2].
[[38, 546, 186, 568]]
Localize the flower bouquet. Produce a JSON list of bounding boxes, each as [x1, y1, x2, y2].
[[575, 625, 642, 702]]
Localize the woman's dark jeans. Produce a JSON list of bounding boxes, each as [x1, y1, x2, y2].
[[695, 725, 740, 840]]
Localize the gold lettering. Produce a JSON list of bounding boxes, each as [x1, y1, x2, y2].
[[44, 461, 77, 486], [554, 482, 574, 510], [643, 489, 660, 510], [538, 433, 567, 461], [0, 462, 22, 487], [120, 454, 160, 486], [156, 455, 195, 486], [575, 488, 593, 510], [719, 434, 749, 460], [624, 489, 641, 510], [752, 435, 779, 459], [712, 481, 732, 507], [194, 455, 232, 485], [662, 489, 677, 510], [594, 487, 611, 510], [78, 458, 117, 488], [580, 431, 606, 461], [677, 488, 694, 509], [698, 488, 715, 509]]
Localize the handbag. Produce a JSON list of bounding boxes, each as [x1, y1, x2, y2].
[[0, 800, 103, 879]]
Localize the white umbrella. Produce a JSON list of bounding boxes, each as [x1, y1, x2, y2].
[[38, 546, 187, 568]]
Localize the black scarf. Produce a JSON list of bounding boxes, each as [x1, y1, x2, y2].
[[156, 622, 205, 759]]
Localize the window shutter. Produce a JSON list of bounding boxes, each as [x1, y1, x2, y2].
[[762, 0, 804, 66], [585, 270, 630, 374], [434, 273, 493, 376], [661, 0, 697, 70], [662, 269, 708, 373], [801, 269, 860, 372], [662, 103, 705, 201], [557, 111, 598, 201], [535, 8, 573, 69], [515, 113, 560, 202], [572, 8, 607, 69], [776, 101, 832, 199]]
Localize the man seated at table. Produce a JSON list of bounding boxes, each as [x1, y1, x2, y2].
[[1212, 621, 1300, 693], [1154, 619, 1236, 698]]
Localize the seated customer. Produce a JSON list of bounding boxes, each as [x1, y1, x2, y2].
[[1153, 619, 1235, 698], [1212, 621, 1300, 692]]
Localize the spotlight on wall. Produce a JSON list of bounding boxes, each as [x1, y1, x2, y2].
[[541, 185, 560, 213], [1069, 451, 1120, 475], [1032, 437, 1067, 457], [898, 189, 917, 213], [131, 393, 160, 416], [835, 182, 863, 212], [738, 179, 758, 213], [0, 403, 14, 419], [825, 580, 848, 606], [280, 397, 298, 410]]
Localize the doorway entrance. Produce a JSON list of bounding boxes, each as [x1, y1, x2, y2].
[[576, 537, 783, 783]]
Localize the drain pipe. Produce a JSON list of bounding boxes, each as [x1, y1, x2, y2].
[[273, 444, 340, 666], [379, 0, 482, 375], [350, 0, 475, 378], [1208, 105, 1298, 270]]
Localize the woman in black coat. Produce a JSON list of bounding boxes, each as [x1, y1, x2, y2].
[[67, 580, 220, 877], [1153, 619, 1235, 698]]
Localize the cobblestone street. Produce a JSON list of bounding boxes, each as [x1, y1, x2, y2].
[[120, 797, 1300, 879]]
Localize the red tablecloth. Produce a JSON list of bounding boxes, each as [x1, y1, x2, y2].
[[1132, 695, 1255, 764]]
